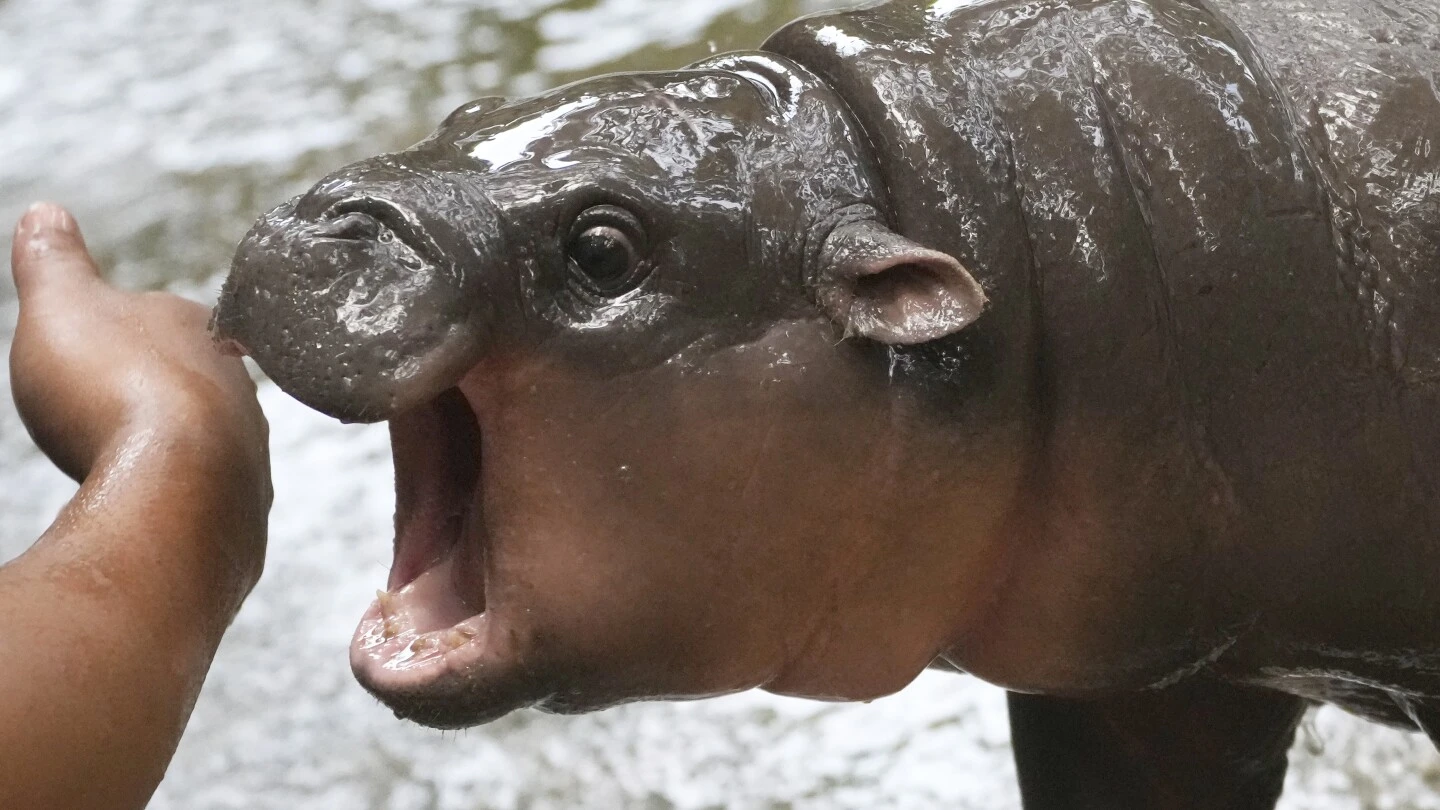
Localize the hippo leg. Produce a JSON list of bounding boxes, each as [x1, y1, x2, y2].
[[1390, 693, 1440, 749], [1007, 680, 1306, 809]]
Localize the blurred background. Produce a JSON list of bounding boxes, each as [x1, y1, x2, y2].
[[1, 0, 1438, 807]]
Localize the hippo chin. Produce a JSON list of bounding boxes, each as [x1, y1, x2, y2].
[[215, 0, 1440, 805]]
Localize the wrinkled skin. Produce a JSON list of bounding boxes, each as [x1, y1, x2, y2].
[[215, 0, 1440, 806]]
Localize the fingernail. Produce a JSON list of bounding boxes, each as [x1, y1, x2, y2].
[[19, 202, 76, 238]]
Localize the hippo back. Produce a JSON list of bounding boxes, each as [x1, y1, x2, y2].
[[1205, 0, 1440, 376], [766, 0, 1440, 679]]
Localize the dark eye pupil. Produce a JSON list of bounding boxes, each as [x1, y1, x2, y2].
[[569, 226, 634, 283]]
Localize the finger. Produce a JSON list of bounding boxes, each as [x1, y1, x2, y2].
[[10, 202, 102, 301]]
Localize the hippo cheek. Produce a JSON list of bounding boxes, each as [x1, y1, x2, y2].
[[348, 341, 867, 724], [342, 387, 720, 725], [346, 384, 777, 726]]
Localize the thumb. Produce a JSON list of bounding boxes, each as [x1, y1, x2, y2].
[[11, 202, 102, 301]]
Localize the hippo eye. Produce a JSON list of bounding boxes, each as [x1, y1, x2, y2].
[[565, 206, 646, 295]]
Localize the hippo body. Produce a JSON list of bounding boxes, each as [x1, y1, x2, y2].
[[214, 0, 1440, 807], [773, 0, 1440, 713]]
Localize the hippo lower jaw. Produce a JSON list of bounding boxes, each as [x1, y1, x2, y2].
[[347, 386, 526, 725]]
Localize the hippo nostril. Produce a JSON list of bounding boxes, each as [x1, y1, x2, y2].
[[316, 211, 383, 242], [318, 199, 443, 269]]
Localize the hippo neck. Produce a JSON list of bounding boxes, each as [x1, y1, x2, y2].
[[762, 1, 1222, 686], [764, 0, 1429, 689]]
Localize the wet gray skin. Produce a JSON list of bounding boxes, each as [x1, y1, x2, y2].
[[215, 0, 1440, 806]]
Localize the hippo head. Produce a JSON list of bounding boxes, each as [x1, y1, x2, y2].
[[214, 53, 997, 727]]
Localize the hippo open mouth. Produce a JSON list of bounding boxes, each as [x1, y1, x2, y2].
[[348, 386, 505, 711]]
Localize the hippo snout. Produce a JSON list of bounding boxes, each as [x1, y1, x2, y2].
[[212, 158, 499, 423]]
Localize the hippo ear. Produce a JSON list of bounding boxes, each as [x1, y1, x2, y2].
[[815, 220, 987, 345]]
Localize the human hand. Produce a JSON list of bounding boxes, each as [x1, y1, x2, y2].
[[1, 203, 275, 810], [9, 203, 271, 593]]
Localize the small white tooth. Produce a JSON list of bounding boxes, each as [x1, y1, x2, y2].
[[443, 628, 474, 650], [383, 618, 400, 640], [411, 636, 437, 653], [376, 590, 395, 615]]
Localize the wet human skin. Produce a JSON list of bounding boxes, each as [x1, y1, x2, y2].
[[214, 0, 1440, 806]]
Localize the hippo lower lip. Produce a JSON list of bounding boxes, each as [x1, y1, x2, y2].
[[348, 387, 519, 720]]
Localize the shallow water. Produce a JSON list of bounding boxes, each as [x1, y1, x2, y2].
[[1, 0, 1438, 807]]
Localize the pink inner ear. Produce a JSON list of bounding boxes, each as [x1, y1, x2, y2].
[[855, 261, 951, 307], [815, 219, 986, 344], [847, 255, 986, 344]]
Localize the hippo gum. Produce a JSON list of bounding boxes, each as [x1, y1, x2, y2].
[[213, 0, 1440, 806]]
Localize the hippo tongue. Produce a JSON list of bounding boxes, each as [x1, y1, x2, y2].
[[360, 551, 487, 670]]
